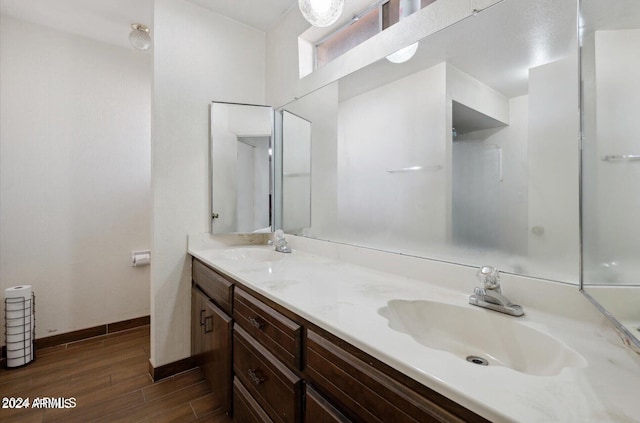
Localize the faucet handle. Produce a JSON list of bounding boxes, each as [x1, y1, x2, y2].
[[477, 266, 500, 290]]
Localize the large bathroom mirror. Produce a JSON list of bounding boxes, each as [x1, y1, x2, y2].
[[280, 111, 312, 232], [580, 0, 640, 345], [279, 0, 581, 284], [210, 102, 273, 234]]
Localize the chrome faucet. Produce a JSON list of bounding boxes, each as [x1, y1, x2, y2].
[[469, 266, 524, 317], [268, 229, 291, 253]]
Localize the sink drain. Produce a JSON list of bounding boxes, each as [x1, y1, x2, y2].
[[466, 356, 489, 366]]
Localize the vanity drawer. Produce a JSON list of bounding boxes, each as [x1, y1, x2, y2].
[[192, 258, 233, 314], [306, 330, 466, 423], [234, 325, 303, 423], [234, 287, 302, 370], [305, 385, 351, 423], [233, 377, 274, 423]]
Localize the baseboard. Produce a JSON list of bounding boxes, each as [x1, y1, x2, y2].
[[149, 357, 195, 382], [1, 315, 150, 361]]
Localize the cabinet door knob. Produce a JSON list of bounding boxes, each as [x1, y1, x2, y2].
[[248, 368, 265, 385], [248, 317, 265, 329], [204, 315, 213, 333]]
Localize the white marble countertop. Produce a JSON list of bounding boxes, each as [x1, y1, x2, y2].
[[188, 240, 640, 422]]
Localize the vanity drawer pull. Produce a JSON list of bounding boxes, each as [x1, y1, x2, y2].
[[248, 368, 265, 385], [200, 309, 205, 327], [204, 315, 213, 333], [249, 317, 265, 329], [234, 288, 302, 370], [234, 322, 303, 422]]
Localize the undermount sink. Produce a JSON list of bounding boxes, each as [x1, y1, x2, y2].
[[216, 247, 285, 262], [379, 299, 587, 376]]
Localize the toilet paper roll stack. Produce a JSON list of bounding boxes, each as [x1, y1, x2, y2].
[[5, 285, 35, 367]]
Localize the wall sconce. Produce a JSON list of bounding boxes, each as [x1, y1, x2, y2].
[[129, 23, 152, 51], [299, 0, 344, 27]]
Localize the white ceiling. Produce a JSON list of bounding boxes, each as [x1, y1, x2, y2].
[[7, 0, 631, 100], [186, 0, 297, 32], [0, 0, 379, 48], [0, 0, 301, 48], [0, 0, 153, 49]]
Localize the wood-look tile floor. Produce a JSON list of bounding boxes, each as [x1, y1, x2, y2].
[[0, 326, 231, 423]]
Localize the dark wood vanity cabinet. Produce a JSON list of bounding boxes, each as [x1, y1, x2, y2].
[[193, 258, 233, 314], [305, 385, 351, 423], [233, 376, 275, 423], [233, 287, 303, 422], [234, 287, 302, 370], [191, 259, 234, 416], [306, 330, 480, 423], [233, 325, 303, 422], [191, 257, 488, 423]]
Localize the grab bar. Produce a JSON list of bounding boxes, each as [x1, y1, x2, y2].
[[601, 155, 640, 162], [387, 165, 442, 173], [283, 172, 310, 177]]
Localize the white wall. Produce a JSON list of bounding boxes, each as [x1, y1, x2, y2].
[[336, 64, 448, 246], [282, 112, 311, 232], [451, 95, 529, 269], [152, 0, 265, 368], [237, 141, 254, 232], [527, 57, 580, 283], [0, 16, 151, 344], [281, 83, 340, 238], [446, 65, 510, 125]]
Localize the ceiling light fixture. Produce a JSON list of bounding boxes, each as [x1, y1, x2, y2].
[[129, 23, 152, 51], [386, 42, 419, 63], [298, 0, 344, 27], [387, 0, 420, 64]]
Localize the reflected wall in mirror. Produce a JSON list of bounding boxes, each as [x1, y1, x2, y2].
[[210, 102, 273, 234], [580, 0, 640, 343], [281, 111, 312, 232], [279, 0, 581, 283]]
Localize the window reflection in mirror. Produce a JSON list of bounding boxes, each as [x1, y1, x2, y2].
[[210, 102, 273, 234], [279, 0, 581, 284]]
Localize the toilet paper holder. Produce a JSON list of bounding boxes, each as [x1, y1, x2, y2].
[[131, 250, 151, 267]]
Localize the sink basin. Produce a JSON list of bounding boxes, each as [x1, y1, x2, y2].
[[379, 299, 586, 376], [216, 247, 286, 262]]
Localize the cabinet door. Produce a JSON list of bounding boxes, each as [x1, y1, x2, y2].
[[201, 298, 233, 416], [191, 287, 205, 364]]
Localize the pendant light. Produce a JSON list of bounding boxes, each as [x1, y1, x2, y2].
[[129, 24, 152, 51], [387, 0, 420, 63], [298, 0, 344, 27]]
